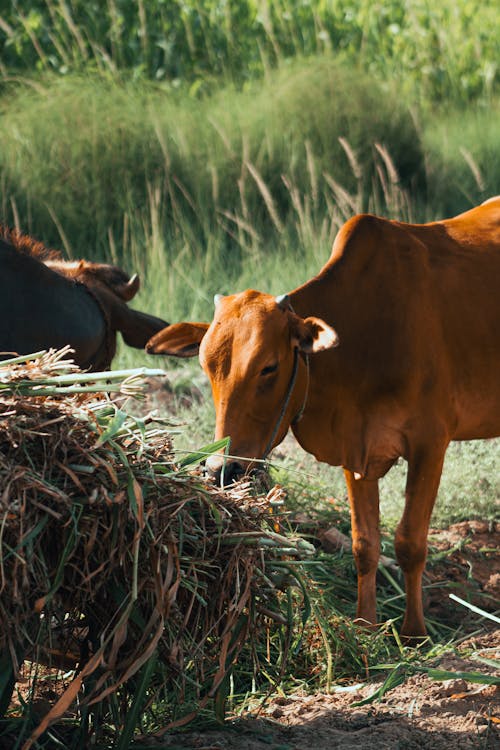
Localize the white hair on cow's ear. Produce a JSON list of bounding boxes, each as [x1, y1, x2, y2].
[[292, 316, 339, 354], [214, 294, 225, 306], [275, 294, 290, 310]]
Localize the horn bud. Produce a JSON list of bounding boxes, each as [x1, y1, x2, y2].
[[214, 294, 225, 306], [120, 273, 140, 301]]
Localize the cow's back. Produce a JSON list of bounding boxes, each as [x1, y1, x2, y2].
[[293, 205, 500, 451], [399, 204, 500, 438]]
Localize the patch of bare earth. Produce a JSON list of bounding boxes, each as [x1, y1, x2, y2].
[[427, 520, 500, 609], [153, 641, 499, 750]]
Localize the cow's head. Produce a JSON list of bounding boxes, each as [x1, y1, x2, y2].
[[46, 258, 168, 368], [147, 290, 338, 485], [46, 260, 141, 301]]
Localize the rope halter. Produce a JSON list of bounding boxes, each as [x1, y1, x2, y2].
[[262, 345, 309, 460]]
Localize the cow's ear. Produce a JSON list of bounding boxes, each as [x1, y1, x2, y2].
[[146, 322, 209, 357], [292, 316, 339, 354]]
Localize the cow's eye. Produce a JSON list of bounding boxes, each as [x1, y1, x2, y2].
[[260, 363, 278, 377]]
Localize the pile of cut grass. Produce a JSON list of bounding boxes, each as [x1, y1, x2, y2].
[[0, 350, 315, 747]]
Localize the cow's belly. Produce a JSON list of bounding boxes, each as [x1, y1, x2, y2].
[[452, 384, 500, 440], [453, 412, 500, 440]]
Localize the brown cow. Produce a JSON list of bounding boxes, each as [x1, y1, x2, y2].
[[146, 199, 500, 638], [1, 226, 168, 370]]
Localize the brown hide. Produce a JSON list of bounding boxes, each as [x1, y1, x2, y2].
[[146, 199, 500, 637]]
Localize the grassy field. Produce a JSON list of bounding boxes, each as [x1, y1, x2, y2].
[[0, 3, 499, 745], [0, 55, 497, 529]]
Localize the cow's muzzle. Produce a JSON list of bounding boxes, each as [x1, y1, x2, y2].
[[205, 453, 247, 487]]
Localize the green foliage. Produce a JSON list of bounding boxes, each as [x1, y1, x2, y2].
[[0, 61, 424, 261], [375, 441, 500, 528], [1, 1, 499, 104], [423, 104, 500, 216]]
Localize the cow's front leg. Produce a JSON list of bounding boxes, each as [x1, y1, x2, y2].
[[344, 470, 380, 626], [395, 440, 447, 639]]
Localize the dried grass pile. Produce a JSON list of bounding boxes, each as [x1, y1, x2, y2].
[[0, 350, 308, 747]]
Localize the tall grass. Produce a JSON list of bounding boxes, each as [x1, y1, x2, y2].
[[422, 106, 500, 216], [1, 1, 499, 105], [0, 61, 426, 260]]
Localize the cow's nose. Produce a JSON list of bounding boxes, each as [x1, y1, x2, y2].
[[205, 454, 245, 487]]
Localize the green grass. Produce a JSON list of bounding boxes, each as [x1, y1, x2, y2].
[[1, 0, 499, 106], [422, 103, 500, 216], [0, 61, 424, 258], [0, 60, 498, 277]]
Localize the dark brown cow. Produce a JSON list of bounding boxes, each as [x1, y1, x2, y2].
[[1, 226, 168, 370], [146, 199, 500, 638]]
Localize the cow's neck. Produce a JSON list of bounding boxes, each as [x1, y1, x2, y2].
[[287, 243, 401, 477]]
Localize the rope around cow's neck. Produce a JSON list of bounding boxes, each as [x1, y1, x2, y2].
[[263, 346, 309, 460]]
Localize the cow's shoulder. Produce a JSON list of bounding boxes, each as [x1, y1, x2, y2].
[[324, 213, 430, 287], [330, 213, 386, 262]]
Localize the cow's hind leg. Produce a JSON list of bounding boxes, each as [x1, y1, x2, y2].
[[344, 471, 380, 626], [395, 439, 447, 639]]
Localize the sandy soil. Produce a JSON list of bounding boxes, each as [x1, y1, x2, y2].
[[152, 634, 499, 749]]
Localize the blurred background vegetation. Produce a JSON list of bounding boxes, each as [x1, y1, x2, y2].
[[0, 0, 498, 524], [1, 0, 499, 103], [1, 1, 499, 305]]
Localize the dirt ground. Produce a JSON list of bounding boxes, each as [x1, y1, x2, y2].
[[158, 683, 499, 750], [149, 520, 500, 750], [157, 676, 499, 750], [150, 633, 500, 750]]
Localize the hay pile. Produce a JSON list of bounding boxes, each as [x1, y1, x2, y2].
[[0, 350, 310, 746]]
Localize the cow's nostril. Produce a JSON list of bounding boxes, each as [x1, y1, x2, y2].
[[205, 459, 245, 487], [223, 461, 245, 485]]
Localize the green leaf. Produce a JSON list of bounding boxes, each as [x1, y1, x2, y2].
[[115, 653, 158, 750], [472, 656, 500, 669], [3, 515, 49, 562], [95, 409, 128, 446], [352, 664, 407, 706], [417, 666, 500, 685], [214, 672, 231, 724], [0, 650, 17, 719], [178, 437, 230, 468]]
